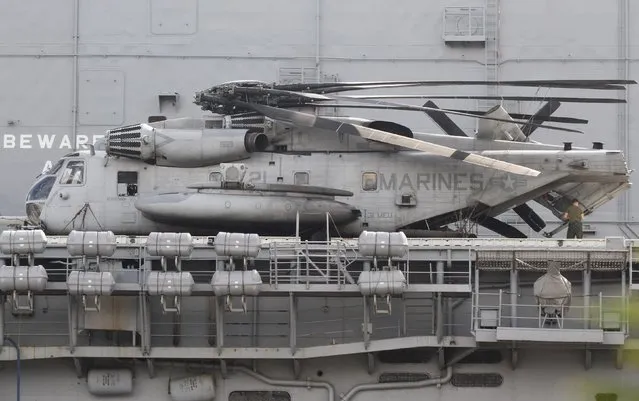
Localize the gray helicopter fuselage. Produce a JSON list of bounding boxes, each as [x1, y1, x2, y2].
[[26, 125, 630, 237]]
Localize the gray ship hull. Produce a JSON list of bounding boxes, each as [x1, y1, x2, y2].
[[2, 1, 639, 400], [1, 352, 638, 401]]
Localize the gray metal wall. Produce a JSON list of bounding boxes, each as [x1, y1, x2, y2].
[[0, 0, 635, 236]]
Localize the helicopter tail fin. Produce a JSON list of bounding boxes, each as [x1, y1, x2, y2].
[[423, 100, 565, 142], [476, 101, 562, 141], [422, 100, 548, 235]]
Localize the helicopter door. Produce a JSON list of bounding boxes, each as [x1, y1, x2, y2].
[[115, 171, 139, 224], [117, 172, 138, 197], [45, 159, 93, 231]]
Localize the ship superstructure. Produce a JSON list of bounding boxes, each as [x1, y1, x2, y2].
[[2, 0, 639, 400], [1, 228, 638, 400]]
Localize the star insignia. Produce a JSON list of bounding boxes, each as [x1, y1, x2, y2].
[[503, 174, 515, 190]]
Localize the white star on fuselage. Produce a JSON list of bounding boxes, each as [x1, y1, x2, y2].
[[503, 174, 515, 190]]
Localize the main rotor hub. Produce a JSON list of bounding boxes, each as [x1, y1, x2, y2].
[[194, 80, 317, 115]]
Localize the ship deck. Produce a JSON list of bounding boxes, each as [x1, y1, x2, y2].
[[0, 232, 638, 373]]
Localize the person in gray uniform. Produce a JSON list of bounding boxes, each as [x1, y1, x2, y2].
[[563, 199, 584, 239]]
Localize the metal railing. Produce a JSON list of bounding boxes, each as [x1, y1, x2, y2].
[[266, 240, 473, 288], [146, 295, 438, 349], [471, 291, 628, 332], [406, 258, 472, 286], [0, 291, 439, 350], [628, 241, 639, 287], [268, 240, 360, 286]]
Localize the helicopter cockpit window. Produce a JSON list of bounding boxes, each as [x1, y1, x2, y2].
[[59, 160, 85, 185], [362, 172, 377, 191], [294, 172, 309, 185], [27, 175, 56, 201], [117, 171, 138, 197], [47, 159, 65, 176]]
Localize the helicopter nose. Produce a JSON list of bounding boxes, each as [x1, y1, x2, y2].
[[26, 202, 43, 225], [25, 174, 57, 227]]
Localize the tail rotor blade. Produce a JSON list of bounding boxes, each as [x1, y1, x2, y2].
[[422, 101, 468, 137], [522, 100, 562, 137]]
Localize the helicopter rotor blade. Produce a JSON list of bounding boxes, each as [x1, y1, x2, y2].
[[513, 204, 547, 232], [275, 79, 637, 93], [301, 103, 588, 124], [232, 87, 583, 134], [446, 109, 586, 124], [327, 95, 583, 133], [237, 101, 541, 177], [342, 94, 627, 104], [317, 83, 628, 94]]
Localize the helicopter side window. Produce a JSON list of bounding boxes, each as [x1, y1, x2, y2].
[[59, 160, 85, 185], [294, 172, 309, 185], [117, 171, 138, 197], [362, 172, 377, 191], [209, 172, 221, 182]]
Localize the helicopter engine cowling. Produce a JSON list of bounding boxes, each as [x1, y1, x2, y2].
[[106, 124, 269, 167], [476, 105, 527, 142]]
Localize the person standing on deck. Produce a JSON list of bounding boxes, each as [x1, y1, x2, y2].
[[563, 199, 584, 239]]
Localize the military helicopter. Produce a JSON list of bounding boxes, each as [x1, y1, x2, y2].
[[23, 79, 634, 239]]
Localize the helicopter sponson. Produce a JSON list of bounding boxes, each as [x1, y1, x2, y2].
[[134, 182, 361, 229]]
